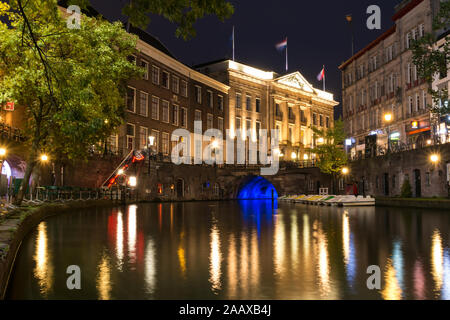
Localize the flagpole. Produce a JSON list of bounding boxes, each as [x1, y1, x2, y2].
[[232, 26, 235, 61], [285, 37, 288, 72], [323, 65, 325, 91]]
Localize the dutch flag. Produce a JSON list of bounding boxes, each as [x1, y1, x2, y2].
[[275, 38, 287, 51]]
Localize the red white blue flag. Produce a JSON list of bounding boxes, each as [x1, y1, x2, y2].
[[317, 67, 325, 81], [275, 38, 287, 51]]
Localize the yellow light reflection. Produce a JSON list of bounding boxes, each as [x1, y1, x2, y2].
[[250, 231, 259, 289], [227, 235, 237, 298], [145, 239, 156, 295], [128, 205, 137, 264], [431, 230, 443, 295], [342, 211, 350, 265], [317, 227, 330, 296], [274, 214, 285, 275], [33, 222, 53, 296], [240, 233, 249, 295], [97, 253, 112, 300], [116, 211, 124, 269], [209, 222, 222, 293], [382, 259, 402, 300], [291, 213, 299, 270], [178, 231, 186, 277]]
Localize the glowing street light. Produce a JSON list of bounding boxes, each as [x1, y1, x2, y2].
[[129, 176, 137, 187], [303, 154, 309, 160], [211, 139, 219, 149], [40, 154, 49, 162], [430, 154, 440, 164], [291, 152, 297, 160], [342, 167, 349, 175], [384, 113, 393, 122], [317, 137, 324, 144], [0, 148, 6, 157], [426, 139, 432, 145], [118, 169, 124, 175]]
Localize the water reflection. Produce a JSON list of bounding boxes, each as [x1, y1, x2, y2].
[[7, 201, 450, 300], [209, 218, 222, 294], [33, 222, 53, 297], [97, 252, 112, 300]]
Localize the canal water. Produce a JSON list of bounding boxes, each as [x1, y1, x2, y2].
[[6, 201, 450, 300]]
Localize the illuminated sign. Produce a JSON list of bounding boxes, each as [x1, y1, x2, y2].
[[411, 121, 418, 129], [345, 139, 353, 146], [4, 101, 14, 111], [390, 132, 400, 139]]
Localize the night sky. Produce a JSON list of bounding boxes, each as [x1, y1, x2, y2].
[[90, 0, 399, 118]]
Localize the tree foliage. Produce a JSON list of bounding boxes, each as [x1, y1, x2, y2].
[[411, 1, 450, 115], [0, 0, 141, 204], [68, 0, 234, 40], [309, 119, 348, 177]]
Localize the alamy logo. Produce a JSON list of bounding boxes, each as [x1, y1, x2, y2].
[[169, 121, 281, 176], [366, 5, 381, 30], [67, 5, 81, 30], [66, 265, 81, 290]]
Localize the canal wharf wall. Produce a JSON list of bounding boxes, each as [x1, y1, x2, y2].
[[376, 197, 450, 210], [0, 199, 137, 300]]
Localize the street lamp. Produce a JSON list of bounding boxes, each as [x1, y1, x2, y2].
[[129, 176, 137, 187], [430, 154, 440, 164], [291, 152, 297, 160], [342, 167, 349, 175], [40, 154, 49, 162], [148, 135, 156, 174], [384, 113, 393, 152]]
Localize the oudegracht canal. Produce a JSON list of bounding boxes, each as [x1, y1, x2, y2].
[[5, 201, 450, 300]]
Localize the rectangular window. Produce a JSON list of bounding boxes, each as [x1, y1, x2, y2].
[[172, 105, 179, 126], [319, 114, 324, 127], [416, 93, 420, 111], [162, 100, 170, 123], [426, 172, 431, 186], [126, 123, 135, 150], [218, 117, 224, 133], [246, 119, 251, 134], [162, 71, 170, 89], [128, 55, 136, 64], [195, 109, 202, 122], [236, 93, 242, 109], [256, 98, 261, 113], [256, 121, 261, 136], [422, 90, 426, 109], [162, 132, 169, 155], [181, 107, 187, 128], [151, 130, 159, 152], [152, 66, 160, 84], [126, 87, 136, 112], [313, 113, 317, 126], [172, 76, 179, 94], [275, 103, 281, 116], [288, 107, 294, 120], [107, 134, 118, 154], [217, 95, 224, 111], [181, 80, 188, 97], [326, 116, 330, 128], [151, 96, 159, 120], [207, 113, 213, 130], [236, 117, 241, 130], [139, 91, 148, 117], [195, 86, 202, 104], [408, 96, 413, 114], [141, 60, 149, 80], [246, 95, 251, 111], [139, 126, 148, 149], [207, 90, 213, 108]]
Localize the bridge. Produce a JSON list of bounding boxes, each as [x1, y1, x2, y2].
[[100, 150, 331, 201]]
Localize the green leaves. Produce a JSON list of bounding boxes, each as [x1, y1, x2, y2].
[[411, 1, 450, 115], [309, 119, 348, 176], [0, 0, 141, 159]]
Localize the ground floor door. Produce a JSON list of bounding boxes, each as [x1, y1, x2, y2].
[[176, 179, 184, 198], [384, 173, 389, 196]]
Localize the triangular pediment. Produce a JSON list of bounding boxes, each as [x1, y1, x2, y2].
[[274, 72, 315, 93]]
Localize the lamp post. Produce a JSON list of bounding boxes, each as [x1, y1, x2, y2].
[[384, 113, 393, 153], [148, 135, 156, 174]]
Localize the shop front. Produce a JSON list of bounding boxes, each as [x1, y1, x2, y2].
[[406, 119, 431, 148]]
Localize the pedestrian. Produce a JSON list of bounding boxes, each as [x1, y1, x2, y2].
[[353, 182, 358, 197]]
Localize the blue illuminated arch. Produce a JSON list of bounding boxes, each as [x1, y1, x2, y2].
[[237, 176, 278, 200]]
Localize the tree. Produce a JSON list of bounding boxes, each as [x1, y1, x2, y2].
[[309, 119, 348, 194], [411, 1, 449, 115], [0, 0, 142, 205], [68, 0, 234, 40], [400, 179, 412, 198]]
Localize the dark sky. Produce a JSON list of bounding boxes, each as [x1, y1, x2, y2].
[[90, 0, 400, 118]]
